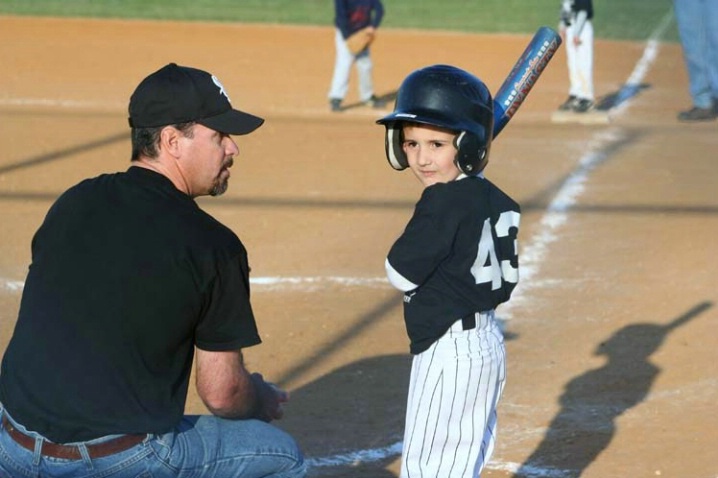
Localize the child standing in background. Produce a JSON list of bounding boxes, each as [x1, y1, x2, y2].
[[376, 64, 521, 478], [558, 0, 595, 112], [328, 0, 386, 112]]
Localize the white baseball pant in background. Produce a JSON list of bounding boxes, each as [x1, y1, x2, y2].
[[565, 15, 594, 101], [327, 28, 375, 103]]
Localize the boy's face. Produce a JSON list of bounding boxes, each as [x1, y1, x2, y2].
[[402, 123, 461, 187]]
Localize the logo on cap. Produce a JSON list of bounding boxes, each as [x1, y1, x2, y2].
[[212, 75, 231, 103]]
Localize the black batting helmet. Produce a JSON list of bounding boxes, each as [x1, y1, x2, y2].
[[376, 64, 494, 175]]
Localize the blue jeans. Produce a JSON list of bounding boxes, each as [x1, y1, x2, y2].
[[0, 406, 306, 477], [674, 0, 718, 108]]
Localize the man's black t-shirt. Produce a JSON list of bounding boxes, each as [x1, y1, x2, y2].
[[0, 166, 260, 443]]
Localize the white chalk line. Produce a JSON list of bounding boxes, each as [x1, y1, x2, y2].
[[0, 96, 385, 120], [1, 276, 390, 294], [0, 97, 125, 110], [610, 9, 674, 119], [250, 276, 389, 288], [305, 440, 572, 477], [1, 279, 24, 292], [305, 442, 565, 477], [306, 440, 403, 469], [498, 128, 626, 320]]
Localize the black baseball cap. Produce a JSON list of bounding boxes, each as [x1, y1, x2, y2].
[[128, 63, 264, 135]]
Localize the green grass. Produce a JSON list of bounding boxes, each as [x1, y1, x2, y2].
[[0, 0, 679, 42]]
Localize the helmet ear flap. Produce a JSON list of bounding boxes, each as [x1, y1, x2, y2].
[[385, 123, 408, 170], [453, 131, 489, 175]]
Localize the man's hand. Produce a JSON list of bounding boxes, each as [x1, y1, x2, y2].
[[250, 373, 289, 422]]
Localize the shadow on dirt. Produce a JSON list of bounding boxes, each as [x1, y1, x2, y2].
[[595, 83, 651, 111], [511, 301, 712, 478], [335, 89, 398, 112], [278, 353, 411, 477], [276, 319, 521, 477]]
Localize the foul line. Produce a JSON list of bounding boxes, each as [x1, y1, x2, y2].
[[1, 276, 389, 294], [0, 97, 124, 110], [306, 441, 404, 469], [498, 128, 626, 320], [250, 276, 389, 289], [1, 279, 24, 292]]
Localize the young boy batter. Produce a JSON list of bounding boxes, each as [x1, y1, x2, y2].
[[376, 64, 521, 477]]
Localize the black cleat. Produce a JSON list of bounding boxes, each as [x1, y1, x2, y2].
[[558, 95, 578, 111], [572, 98, 594, 113], [677, 106, 716, 122], [366, 95, 387, 109]]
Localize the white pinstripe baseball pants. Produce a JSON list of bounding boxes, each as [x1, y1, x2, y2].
[[400, 311, 506, 478]]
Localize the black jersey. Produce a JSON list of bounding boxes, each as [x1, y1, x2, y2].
[[574, 0, 593, 18], [0, 166, 260, 443], [386, 176, 520, 354], [566, 0, 593, 19], [334, 0, 384, 38]]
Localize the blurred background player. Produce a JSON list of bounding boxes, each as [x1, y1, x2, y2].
[[674, 0, 718, 122], [558, 0, 595, 113], [328, 0, 386, 112], [377, 65, 520, 478]]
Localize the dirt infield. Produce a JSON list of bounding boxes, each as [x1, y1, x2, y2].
[[1, 15, 716, 478]]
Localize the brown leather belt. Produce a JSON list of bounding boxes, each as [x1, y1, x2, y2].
[[2, 415, 146, 460]]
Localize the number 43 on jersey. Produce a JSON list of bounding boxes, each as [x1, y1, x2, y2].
[[470, 211, 520, 290]]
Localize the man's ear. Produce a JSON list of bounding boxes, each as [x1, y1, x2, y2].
[[159, 126, 182, 158]]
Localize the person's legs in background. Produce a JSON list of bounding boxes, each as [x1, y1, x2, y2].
[[573, 20, 594, 112], [675, 0, 717, 121], [328, 28, 353, 112], [704, 0, 718, 113], [559, 24, 580, 111], [355, 49, 385, 108]]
